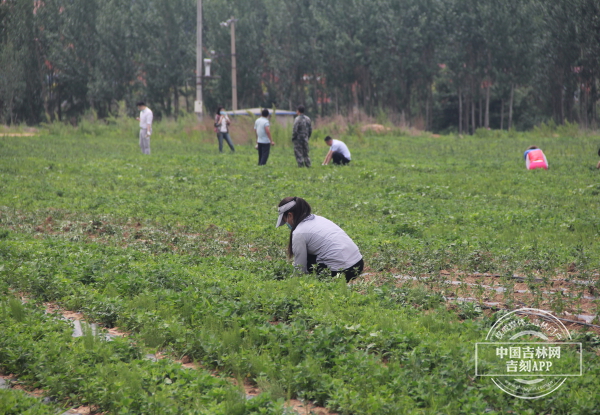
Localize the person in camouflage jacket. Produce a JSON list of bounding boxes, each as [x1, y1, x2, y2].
[[292, 105, 312, 167]]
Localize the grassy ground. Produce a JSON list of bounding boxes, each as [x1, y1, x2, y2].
[[1, 117, 600, 414]]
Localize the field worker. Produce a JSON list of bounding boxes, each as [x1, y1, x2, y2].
[[292, 105, 312, 167], [524, 146, 548, 170], [254, 108, 275, 165], [322, 135, 351, 165], [214, 106, 235, 153], [276, 196, 364, 282], [136, 101, 153, 155]]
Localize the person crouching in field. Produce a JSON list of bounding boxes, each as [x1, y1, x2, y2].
[[276, 197, 364, 282], [322, 136, 351, 165], [524, 146, 548, 170]]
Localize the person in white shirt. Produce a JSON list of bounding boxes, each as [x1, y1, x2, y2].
[[276, 196, 364, 282], [322, 136, 351, 165], [214, 106, 235, 153], [254, 108, 275, 165], [136, 101, 153, 155]]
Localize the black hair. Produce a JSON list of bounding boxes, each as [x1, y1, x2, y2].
[[527, 145, 538, 150], [278, 196, 312, 258], [216, 106, 223, 115], [297, 105, 305, 114], [137, 101, 145, 107], [324, 135, 332, 142], [262, 108, 270, 117]]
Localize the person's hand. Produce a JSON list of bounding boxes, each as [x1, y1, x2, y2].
[[270, 141, 275, 146]]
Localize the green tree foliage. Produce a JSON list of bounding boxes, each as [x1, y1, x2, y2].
[[143, 0, 196, 119], [203, 0, 270, 113], [536, 0, 600, 128], [0, 42, 26, 124], [0, 0, 43, 124], [0, 0, 599, 130]]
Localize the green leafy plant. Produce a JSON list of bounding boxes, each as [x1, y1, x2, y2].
[[1, 125, 600, 414]]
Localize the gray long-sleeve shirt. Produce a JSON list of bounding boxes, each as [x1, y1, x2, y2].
[[291, 215, 362, 273]]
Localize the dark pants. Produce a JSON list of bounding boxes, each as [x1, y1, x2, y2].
[[257, 143, 271, 165], [307, 255, 364, 282], [217, 132, 235, 153], [332, 152, 351, 165]]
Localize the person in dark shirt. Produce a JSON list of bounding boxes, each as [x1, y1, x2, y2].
[[292, 105, 312, 167]]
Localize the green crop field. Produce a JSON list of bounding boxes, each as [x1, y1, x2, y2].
[[1, 116, 600, 414]]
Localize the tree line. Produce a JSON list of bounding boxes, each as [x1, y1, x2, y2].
[[1, 0, 598, 132]]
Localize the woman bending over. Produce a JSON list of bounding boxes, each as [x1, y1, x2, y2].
[[276, 197, 364, 282]]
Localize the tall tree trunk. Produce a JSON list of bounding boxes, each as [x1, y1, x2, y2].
[[458, 87, 463, 134], [484, 83, 490, 128], [578, 82, 584, 128], [174, 87, 180, 120], [425, 84, 431, 131], [592, 72, 598, 129], [471, 97, 476, 134], [313, 70, 319, 116], [425, 96, 430, 131], [184, 81, 190, 113], [362, 71, 371, 116], [352, 81, 359, 118], [9, 91, 15, 125], [508, 83, 515, 130], [553, 82, 562, 124], [429, 83, 433, 131], [584, 80, 591, 129], [479, 96, 483, 128], [485, 51, 492, 129], [464, 94, 470, 134], [500, 99, 504, 130], [560, 84, 565, 124], [297, 74, 306, 108]]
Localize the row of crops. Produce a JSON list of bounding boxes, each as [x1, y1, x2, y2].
[[2, 235, 600, 413], [2, 122, 600, 413]]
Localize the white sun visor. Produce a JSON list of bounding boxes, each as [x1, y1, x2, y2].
[[276, 200, 296, 227]]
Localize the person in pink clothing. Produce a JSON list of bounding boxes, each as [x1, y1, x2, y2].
[[523, 146, 548, 170]]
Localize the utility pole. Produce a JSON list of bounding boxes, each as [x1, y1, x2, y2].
[[220, 17, 238, 111], [195, 0, 203, 120], [230, 17, 237, 111]]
